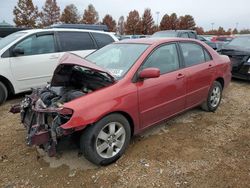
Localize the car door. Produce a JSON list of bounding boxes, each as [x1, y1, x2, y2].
[[56, 31, 97, 58], [9, 32, 62, 92], [136, 43, 187, 129], [179, 42, 214, 108]]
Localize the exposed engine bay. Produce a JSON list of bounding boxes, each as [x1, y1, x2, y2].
[[10, 64, 114, 156]]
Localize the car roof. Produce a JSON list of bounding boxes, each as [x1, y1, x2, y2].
[[115, 37, 200, 45], [14, 28, 113, 35]]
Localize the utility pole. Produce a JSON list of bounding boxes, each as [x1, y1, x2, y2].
[[211, 22, 215, 30], [235, 22, 239, 30], [156, 11, 160, 28]]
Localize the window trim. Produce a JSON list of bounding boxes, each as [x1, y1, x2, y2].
[[178, 41, 213, 68], [132, 42, 183, 82], [6, 31, 57, 58]]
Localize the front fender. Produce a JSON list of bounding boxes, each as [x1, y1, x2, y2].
[[60, 84, 139, 132]]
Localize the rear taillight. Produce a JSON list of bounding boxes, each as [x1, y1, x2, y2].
[[59, 108, 73, 115]]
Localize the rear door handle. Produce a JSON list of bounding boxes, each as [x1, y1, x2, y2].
[[176, 73, 185, 79]]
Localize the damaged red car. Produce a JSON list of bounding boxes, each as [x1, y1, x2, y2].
[[11, 38, 231, 165]]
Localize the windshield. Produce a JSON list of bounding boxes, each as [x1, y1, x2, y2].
[[85, 43, 149, 79], [227, 37, 250, 48], [152, 32, 177, 38], [0, 32, 26, 50]]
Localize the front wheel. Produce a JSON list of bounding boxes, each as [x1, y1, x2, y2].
[[80, 114, 131, 166], [201, 81, 222, 112], [0, 82, 8, 105]]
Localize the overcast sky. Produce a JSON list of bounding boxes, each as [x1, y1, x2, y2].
[[1, 0, 249, 30]]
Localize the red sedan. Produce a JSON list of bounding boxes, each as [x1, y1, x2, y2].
[[12, 38, 231, 165]]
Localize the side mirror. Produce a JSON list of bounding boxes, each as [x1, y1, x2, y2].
[[139, 68, 160, 79], [13, 47, 24, 56]]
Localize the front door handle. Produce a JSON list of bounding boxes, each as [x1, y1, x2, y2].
[[176, 73, 185, 79], [208, 64, 213, 69], [49, 55, 60, 59]]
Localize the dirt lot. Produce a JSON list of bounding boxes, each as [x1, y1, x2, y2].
[[0, 80, 250, 188]]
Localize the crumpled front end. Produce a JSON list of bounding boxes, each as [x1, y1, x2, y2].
[[220, 49, 250, 80], [11, 88, 75, 156], [10, 55, 115, 156]]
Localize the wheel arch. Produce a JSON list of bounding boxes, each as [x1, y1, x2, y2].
[[215, 77, 224, 89], [0, 75, 15, 95], [97, 111, 135, 137]]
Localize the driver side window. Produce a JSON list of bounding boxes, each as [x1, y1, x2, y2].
[[14, 34, 55, 56], [142, 44, 180, 74]]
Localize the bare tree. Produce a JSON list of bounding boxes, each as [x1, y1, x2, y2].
[[141, 8, 154, 35], [179, 15, 196, 30], [60, 4, 79, 24], [102, 14, 116, 32], [118, 16, 125, 35], [13, 0, 39, 28], [40, 0, 60, 27], [124, 10, 142, 35], [82, 4, 99, 24]]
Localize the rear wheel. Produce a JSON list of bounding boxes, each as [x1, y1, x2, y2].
[[0, 81, 8, 105], [80, 114, 131, 166], [201, 81, 222, 112]]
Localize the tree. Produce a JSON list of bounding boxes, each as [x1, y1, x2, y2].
[[117, 16, 125, 35], [217, 26, 226, 35], [60, 4, 79, 24], [232, 28, 238, 34], [141, 8, 154, 35], [179, 15, 196, 30], [169, 13, 179, 30], [159, 13, 180, 30], [160, 14, 170, 30], [82, 4, 99, 24], [124, 10, 142, 35], [102, 14, 116, 32], [40, 0, 60, 27], [195, 27, 205, 35], [239, 29, 250, 34], [226, 28, 232, 35], [13, 0, 39, 28]]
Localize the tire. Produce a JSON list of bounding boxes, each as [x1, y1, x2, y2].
[[201, 81, 222, 112], [80, 113, 131, 166], [0, 82, 8, 105]]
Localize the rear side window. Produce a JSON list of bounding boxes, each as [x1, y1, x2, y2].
[[180, 42, 211, 67], [58, 32, 95, 52], [180, 33, 189, 38], [91, 33, 115, 48], [15, 34, 55, 56], [188, 32, 196, 39]]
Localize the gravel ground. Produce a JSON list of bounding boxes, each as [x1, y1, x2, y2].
[[0, 80, 250, 188]]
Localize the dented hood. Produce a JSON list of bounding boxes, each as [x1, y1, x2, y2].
[[51, 53, 115, 86]]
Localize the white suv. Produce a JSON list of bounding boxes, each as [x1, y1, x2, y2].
[[0, 28, 118, 104]]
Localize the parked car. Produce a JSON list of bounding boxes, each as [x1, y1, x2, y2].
[[211, 35, 235, 50], [11, 38, 231, 165], [219, 35, 250, 80], [0, 28, 118, 104], [120, 35, 148, 40], [152, 30, 217, 50], [0, 26, 28, 38], [198, 35, 217, 50]]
